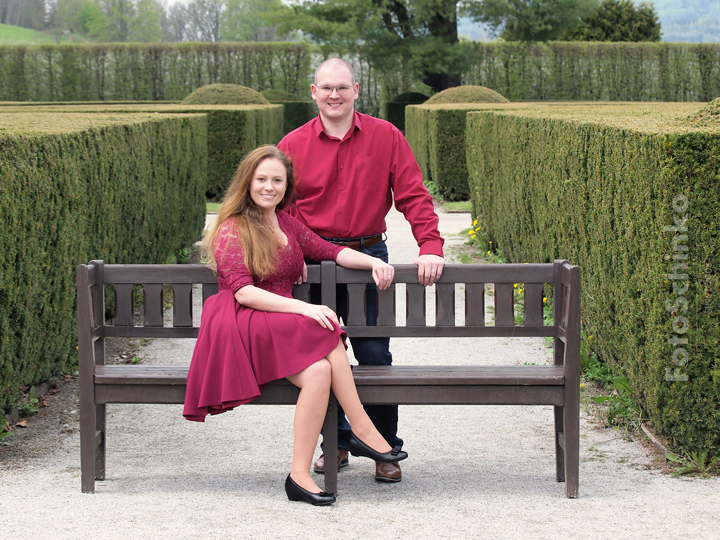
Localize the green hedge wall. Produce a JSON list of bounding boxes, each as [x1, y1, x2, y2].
[[0, 103, 284, 198], [464, 42, 720, 102], [0, 113, 207, 413], [0, 43, 311, 102], [465, 104, 719, 453], [406, 103, 507, 201]]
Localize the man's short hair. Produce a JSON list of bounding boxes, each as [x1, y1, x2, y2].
[[314, 58, 356, 85]]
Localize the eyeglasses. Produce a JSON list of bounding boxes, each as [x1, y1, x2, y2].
[[316, 85, 354, 96]]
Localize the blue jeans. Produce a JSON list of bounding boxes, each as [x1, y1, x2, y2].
[[310, 241, 403, 450]]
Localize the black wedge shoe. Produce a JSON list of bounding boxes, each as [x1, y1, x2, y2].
[[285, 474, 336, 506], [348, 432, 408, 463]]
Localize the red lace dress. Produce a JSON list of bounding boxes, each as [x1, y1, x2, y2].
[[183, 211, 345, 422]]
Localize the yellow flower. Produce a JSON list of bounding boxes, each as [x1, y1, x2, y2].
[[475, 227, 481, 231], [472, 219, 478, 226], [467, 230, 473, 236], [580, 383, 585, 388], [513, 284, 518, 288], [543, 297, 547, 303], [489, 241, 493, 244], [588, 335, 593, 340], [487, 250, 491, 255]]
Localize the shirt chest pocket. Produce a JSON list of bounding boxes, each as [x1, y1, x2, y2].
[[352, 155, 390, 193]]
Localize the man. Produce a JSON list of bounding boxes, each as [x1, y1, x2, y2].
[[278, 58, 444, 483]]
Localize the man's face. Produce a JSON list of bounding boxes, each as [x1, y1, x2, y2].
[[311, 65, 359, 124]]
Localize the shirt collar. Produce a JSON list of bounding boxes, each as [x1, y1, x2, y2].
[[313, 111, 363, 140]]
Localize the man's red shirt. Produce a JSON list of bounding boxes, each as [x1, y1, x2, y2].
[[277, 111, 444, 257]]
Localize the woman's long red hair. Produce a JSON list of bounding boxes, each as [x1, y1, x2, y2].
[[203, 145, 296, 279]]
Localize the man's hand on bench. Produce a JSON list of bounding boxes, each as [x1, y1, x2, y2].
[[414, 254, 444, 286]]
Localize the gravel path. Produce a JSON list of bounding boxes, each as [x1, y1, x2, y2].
[[1, 207, 718, 540]]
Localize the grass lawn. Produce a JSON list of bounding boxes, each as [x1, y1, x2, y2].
[[206, 202, 222, 213], [442, 200, 472, 212], [0, 23, 90, 44]]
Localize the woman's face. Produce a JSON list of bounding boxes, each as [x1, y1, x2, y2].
[[249, 158, 287, 216]]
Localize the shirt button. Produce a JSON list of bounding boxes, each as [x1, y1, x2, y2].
[[339, 187, 343, 191], [338, 210, 342, 214], [339, 165, 344, 169]]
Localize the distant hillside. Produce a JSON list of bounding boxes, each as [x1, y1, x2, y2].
[[0, 23, 89, 45], [459, 1, 720, 43], [654, 0, 720, 42]]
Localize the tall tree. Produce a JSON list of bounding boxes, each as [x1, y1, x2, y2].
[[100, 0, 134, 41], [271, 0, 467, 93], [466, 0, 599, 41], [165, 1, 189, 41], [220, 0, 282, 42], [1, 0, 46, 29], [560, 0, 661, 41], [187, 0, 224, 42], [129, 0, 164, 42]]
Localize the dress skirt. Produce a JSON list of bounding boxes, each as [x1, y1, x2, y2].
[[183, 289, 346, 422]]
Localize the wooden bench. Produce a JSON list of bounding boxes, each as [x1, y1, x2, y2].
[[77, 259, 581, 498]]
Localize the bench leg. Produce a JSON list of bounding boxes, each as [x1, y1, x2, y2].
[[80, 392, 96, 493], [95, 404, 106, 480], [563, 394, 580, 498], [553, 405, 565, 483], [321, 392, 338, 496]]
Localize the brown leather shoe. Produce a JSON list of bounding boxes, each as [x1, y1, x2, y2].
[[374, 461, 402, 483], [313, 449, 349, 474]]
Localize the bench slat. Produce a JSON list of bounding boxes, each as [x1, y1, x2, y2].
[[406, 284, 426, 326], [336, 264, 555, 284], [114, 284, 135, 326], [202, 282, 219, 304], [465, 283, 485, 327], [173, 284, 193, 327], [95, 365, 564, 386], [436, 283, 456, 326], [347, 284, 366, 326], [377, 284, 396, 326], [143, 283, 164, 327], [495, 283, 515, 326], [524, 283, 544, 327], [102, 324, 557, 339]]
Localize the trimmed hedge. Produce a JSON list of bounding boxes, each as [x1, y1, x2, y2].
[[0, 42, 311, 102], [261, 89, 315, 135], [0, 103, 284, 198], [425, 85, 508, 104], [0, 113, 207, 413], [465, 103, 719, 453], [406, 103, 509, 201], [182, 84, 269, 105], [382, 92, 428, 132], [2, 42, 720, 109], [463, 42, 720, 102]]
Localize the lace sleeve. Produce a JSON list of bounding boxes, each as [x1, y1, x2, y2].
[[283, 213, 344, 261], [214, 219, 255, 293]]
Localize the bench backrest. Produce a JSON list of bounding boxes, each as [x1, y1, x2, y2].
[[77, 260, 580, 369]]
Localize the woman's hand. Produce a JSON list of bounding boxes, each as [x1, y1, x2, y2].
[[302, 303, 340, 331], [371, 260, 395, 290]]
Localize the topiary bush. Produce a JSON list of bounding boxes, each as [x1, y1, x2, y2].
[[426, 85, 508, 104], [261, 88, 314, 135], [383, 91, 429, 132], [182, 84, 269, 105], [465, 102, 720, 455], [0, 112, 207, 413], [261, 89, 301, 101]]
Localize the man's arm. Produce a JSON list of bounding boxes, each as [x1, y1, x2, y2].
[[390, 129, 445, 286]]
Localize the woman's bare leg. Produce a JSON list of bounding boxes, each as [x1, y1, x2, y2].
[[325, 340, 392, 454], [286, 359, 331, 493]]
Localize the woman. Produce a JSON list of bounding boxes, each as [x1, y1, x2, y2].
[[183, 145, 407, 506]]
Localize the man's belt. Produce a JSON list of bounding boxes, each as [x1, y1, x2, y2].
[[320, 233, 384, 251]]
